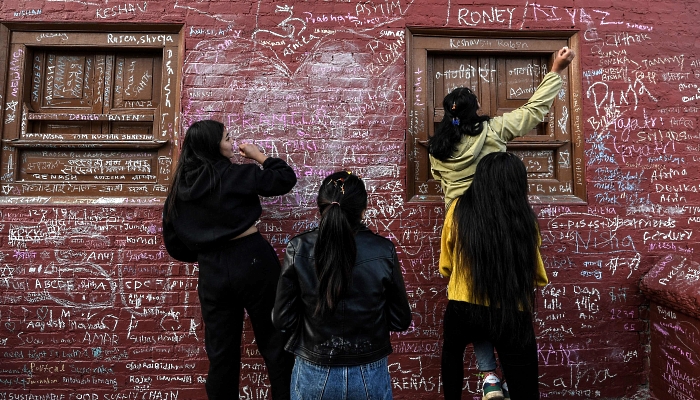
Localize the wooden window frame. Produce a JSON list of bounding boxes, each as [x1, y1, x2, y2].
[[0, 23, 183, 201], [406, 28, 586, 205]]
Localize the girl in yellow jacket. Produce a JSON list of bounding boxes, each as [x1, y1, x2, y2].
[[429, 47, 574, 400], [439, 152, 548, 400]]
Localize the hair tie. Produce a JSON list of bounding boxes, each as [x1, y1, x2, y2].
[[331, 202, 340, 206], [452, 117, 460, 126]]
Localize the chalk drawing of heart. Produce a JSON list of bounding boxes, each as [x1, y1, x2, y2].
[[46, 262, 115, 309], [177, 0, 414, 76], [4, 321, 15, 332], [37, 306, 49, 320], [183, 36, 406, 128], [182, 35, 407, 201]]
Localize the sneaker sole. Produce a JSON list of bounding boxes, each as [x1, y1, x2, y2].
[[483, 392, 504, 400]]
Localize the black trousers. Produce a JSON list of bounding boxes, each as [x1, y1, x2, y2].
[[198, 232, 294, 400], [441, 300, 539, 400]]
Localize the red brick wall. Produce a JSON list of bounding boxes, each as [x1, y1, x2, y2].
[[2, 0, 698, 398]]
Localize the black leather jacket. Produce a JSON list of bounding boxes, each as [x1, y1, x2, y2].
[[273, 226, 412, 366]]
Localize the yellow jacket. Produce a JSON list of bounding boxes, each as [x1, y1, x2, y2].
[[439, 202, 549, 304], [430, 72, 563, 209]]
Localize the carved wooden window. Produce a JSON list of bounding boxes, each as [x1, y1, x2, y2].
[[0, 25, 181, 198], [406, 29, 586, 204]]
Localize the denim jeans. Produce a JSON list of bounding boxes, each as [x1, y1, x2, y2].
[[291, 357, 393, 400], [473, 341, 497, 371]]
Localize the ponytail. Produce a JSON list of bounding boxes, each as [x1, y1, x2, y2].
[[314, 172, 367, 317]]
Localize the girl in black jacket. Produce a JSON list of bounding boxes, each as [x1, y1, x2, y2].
[[163, 119, 296, 400], [273, 171, 412, 400]]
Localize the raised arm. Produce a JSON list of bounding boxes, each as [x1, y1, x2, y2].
[[490, 46, 575, 142], [239, 142, 297, 196]]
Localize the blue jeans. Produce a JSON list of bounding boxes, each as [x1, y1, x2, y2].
[[473, 341, 497, 371], [291, 357, 393, 400]]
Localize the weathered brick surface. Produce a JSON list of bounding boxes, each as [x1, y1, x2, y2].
[[647, 302, 700, 400], [2, 0, 700, 398], [641, 254, 700, 319], [641, 256, 700, 399]]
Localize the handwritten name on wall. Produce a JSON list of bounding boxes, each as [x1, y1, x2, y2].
[[1, 0, 700, 399]]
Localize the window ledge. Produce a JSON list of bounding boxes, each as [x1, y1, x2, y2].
[[0, 196, 165, 205], [3, 139, 168, 149]]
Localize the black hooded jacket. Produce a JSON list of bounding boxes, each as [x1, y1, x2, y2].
[[162, 157, 296, 261]]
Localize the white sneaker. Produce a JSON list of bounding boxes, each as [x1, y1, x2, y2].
[[482, 373, 504, 400]]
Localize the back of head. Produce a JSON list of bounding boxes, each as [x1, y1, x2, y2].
[[180, 120, 227, 166], [317, 171, 367, 228], [314, 171, 368, 317], [428, 87, 490, 160], [469, 151, 530, 205], [453, 152, 539, 338], [165, 119, 226, 221]]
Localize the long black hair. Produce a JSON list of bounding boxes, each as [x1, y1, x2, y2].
[[428, 87, 490, 160], [453, 152, 539, 338], [164, 120, 227, 222], [314, 171, 368, 317]]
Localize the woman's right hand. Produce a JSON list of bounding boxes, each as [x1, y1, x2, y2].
[[239, 143, 269, 164], [551, 46, 576, 74]]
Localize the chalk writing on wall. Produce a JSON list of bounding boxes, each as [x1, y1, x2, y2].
[[1, 0, 698, 399]]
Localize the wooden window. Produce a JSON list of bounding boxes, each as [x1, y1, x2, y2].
[[406, 29, 586, 204], [0, 24, 182, 198]]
